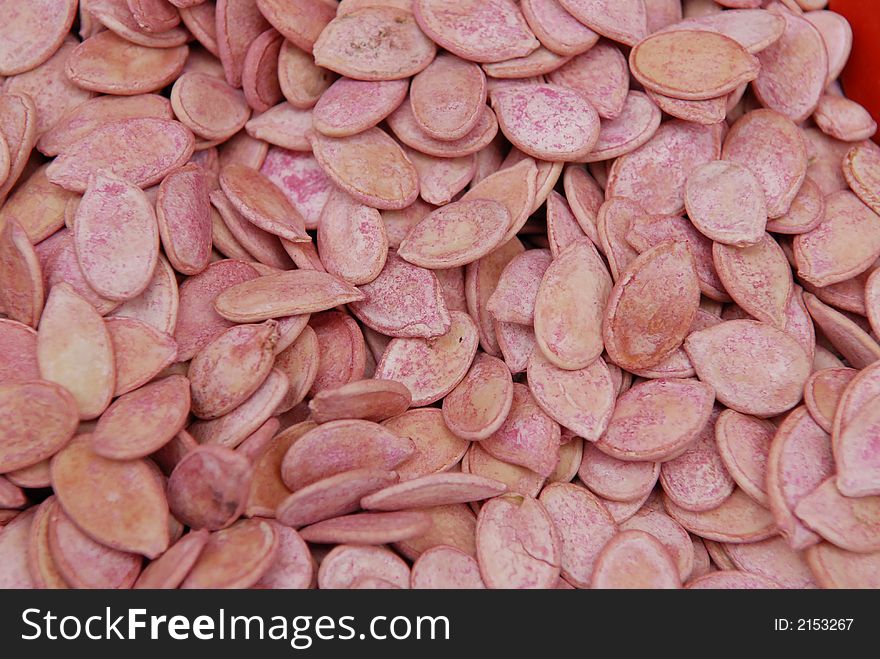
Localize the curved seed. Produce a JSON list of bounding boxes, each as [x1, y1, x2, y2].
[[92, 375, 190, 460], [684, 319, 810, 418], [51, 439, 169, 558]]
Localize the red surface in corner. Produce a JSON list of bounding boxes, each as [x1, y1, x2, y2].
[[829, 0, 880, 143]]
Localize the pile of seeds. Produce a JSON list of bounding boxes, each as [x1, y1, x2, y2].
[[1, 0, 879, 589]]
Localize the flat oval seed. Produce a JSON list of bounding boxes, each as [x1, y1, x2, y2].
[[411, 546, 485, 589], [596, 378, 715, 462], [685, 161, 767, 246], [813, 94, 877, 143], [481, 383, 560, 477], [713, 234, 792, 329], [646, 90, 727, 126], [308, 128, 419, 210], [253, 522, 313, 589], [214, 0, 270, 87], [520, 0, 599, 57], [189, 321, 278, 418], [753, 8, 827, 123], [603, 241, 700, 371], [715, 410, 773, 506], [37, 284, 115, 420], [47, 504, 142, 589], [630, 30, 759, 101], [534, 238, 612, 370], [299, 510, 432, 545], [490, 84, 599, 162], [842, 142, 880, 216], [0, 381, 78, 473], [75, 171, 160, 302], [0, 0, 77, 76], [591, 530, 681, 589], [219, 163, 309, 243], [92, 375, 190, 460], [349, 252, 451, 339], [413, 0, 540, 64], [442, 354, 513, 441], [660, 409, 734, 512], [243, 103, 312, 151], [527, 351, 615, 442], [556, 0, 647, 46], [108, 254, 180, 334], [578, 443, 660, 503], [314, 7, 436, 80], [0, 220, 43, 327], [685, 319, 810, 418], [539, 483, 617, 588], [625, 508, 697, 581], [765, 175, 825, 233], [548, 42, 628, 120], [155, 163, 211, 276], [476, 495, 560, 589], [0, 165, 76, 243], [167, 446, 253, 530], [318, 544, 410, 589], [410, 53, 487, 141], [276, 469, 399, 529], [308, 378, 411, 424], [805, 368, 858, 434], [241, 28, 283, 113], [134, 530, 210, 589], [803, 293, 880, 370], [181, 519, 278, 589], [659, 9, 784, 54], [51, 440, 169, 558], [794, 478, 880, 553], [281, 419, 414, 490], [665, 488, 776, 544], [487, 249, 551, 325], [586, 90, 662, 163], [313, 78, 408, 138], [278, 40, 334, 109], [171, 72, 251, 141], [767, 406, 834, 550], [362, 473, 507, 511], [213, 270, 364, 322], [383, 409, 470, 481], [794, 191, 880, 288], [398, 199, 510, 269], [255, 0, 333, 54], [66, 31, 188, 95], [375, 311, 479, 406], [46, 117, 195, 193], [317, 188, 388, 285]]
